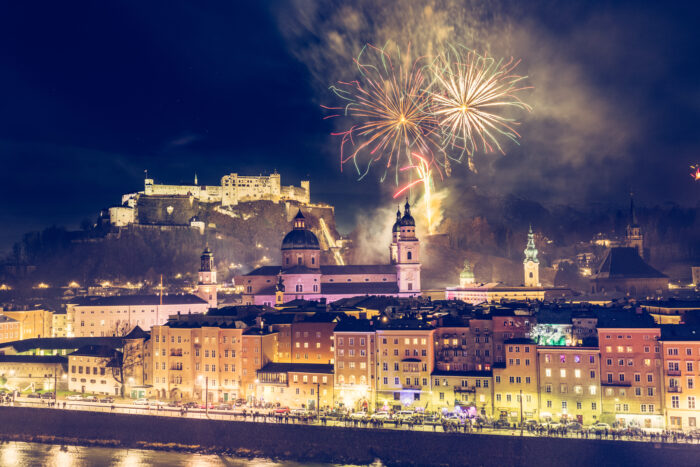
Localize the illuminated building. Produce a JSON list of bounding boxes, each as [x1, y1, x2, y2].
[[0, 309, 53, 340], [537, 346, 602, 424], [375, 319, 435, 412], [67, 344, 122, 396], [69, 294, 208, 338], [0, 315, 20, 344], [431, 370, 493, 418], [446, 226, 570, 304], [333, 319, 375, 412], [590, 247, 668, 296], [659, 325, 700, 430], [597, 312, 664, 429], [238, 205, 421, 306], [493, 339, 539, 423], [256, 363, 333, 410], [433, 317, 470, 371]]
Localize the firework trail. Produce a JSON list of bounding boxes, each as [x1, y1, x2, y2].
[[393, 153, 441, 233], [691, 164, 700, 181], [428, 44, 532, 171], [323, 43, 437, 184]]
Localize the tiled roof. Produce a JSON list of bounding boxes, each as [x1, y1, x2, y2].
[[257, 362, 334, 374], [593, 247, 667, 279], [123, 325, 150, 340], [659, 325, 700, 341], [595, 309, 658, 329], [0, 355, 67, 364], [322, 282, 399, 295], [69, 344, 121, 358], [71, 294, 207, 307], [0, 337, 124, 353], [320, 265, 397, 275], [334, 318, 375, 332], [244, 266, 283, 276], [0, 315, 18, 323]]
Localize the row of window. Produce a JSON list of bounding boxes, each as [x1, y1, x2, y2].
[[544, 368, 595, 379], [544, 354, 595, 364], [336, 337, 366, 346], [71, 366, 106, 376], [670, 396, 696, 409]]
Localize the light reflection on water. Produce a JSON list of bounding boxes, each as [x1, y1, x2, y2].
[[0, 441, 367, 467]]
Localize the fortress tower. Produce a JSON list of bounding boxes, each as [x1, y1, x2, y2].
[[625, 193, 644, 258]]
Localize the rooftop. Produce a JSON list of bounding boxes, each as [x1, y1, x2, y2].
[[432, 369, 493, 377], [0, 355, 67, 365], [0, 337, 124, 353], [71, 294, 207, 307], [322, 282, 399, 295], [593, 247, 667, 279]]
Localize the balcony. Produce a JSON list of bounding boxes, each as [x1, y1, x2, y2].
[[602, 381, 631, 387], [667, 369, 681, 376], [402, 384, 422, 390], [170, 366, 183, 371], [667, 386, 682, 393], [170, 350, 183, 357], [454, 386, 475, 393]]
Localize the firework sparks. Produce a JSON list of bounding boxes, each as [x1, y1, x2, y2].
[[429, 45, 532, 171], [323, 43, 437, 183], [691, 164, 700, 181], [393, 153, 439, 233]]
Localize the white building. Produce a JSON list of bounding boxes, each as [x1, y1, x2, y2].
[[69, 294, 208, 337]]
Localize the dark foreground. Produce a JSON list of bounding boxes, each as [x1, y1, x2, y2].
[[0, 406, 698, 466]]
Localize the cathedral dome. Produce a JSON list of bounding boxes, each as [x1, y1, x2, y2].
[[281, 210, 320, 251]]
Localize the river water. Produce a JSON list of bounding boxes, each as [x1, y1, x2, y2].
[[0, 442, 369, 467]]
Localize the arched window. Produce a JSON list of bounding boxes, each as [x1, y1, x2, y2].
[[529, 272, 533, 278], [297, 257, 302, 265], [407, 251, 412, 260], [311, 257, 315, 264], [286, 258, 289, 265], [349, 375, 355, 385], [296, 284, 303, 293]]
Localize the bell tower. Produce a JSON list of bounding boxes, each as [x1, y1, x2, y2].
[[625, 193, 644, 258], [389, 206, 401, 264], [196, 246, 218, 308], [396, 199, 421, 295], [523, 225, 540, 287]]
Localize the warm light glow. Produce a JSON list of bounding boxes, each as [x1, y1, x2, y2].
[[67, 281, 80, 288], [34, 282, 50, 289], [0, 284, 11, 291]]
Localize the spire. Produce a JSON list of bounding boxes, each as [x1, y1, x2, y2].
[[404, 197, 411, 217], [524, 225, 539, 264], [396, 205, 402, 220], [194, 173, 198, 185]]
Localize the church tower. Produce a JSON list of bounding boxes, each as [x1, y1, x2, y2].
[[396, 199, 421, 295], [523, 225, 540, 287], [625, 193, 644, 258], [459, 259, 475, 287], [389, 206, 401, 264], [196, 246, 218, 308]]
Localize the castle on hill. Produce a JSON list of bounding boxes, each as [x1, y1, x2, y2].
[[108, 171, 311, 227]]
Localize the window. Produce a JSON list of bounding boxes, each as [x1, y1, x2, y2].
[[689, 397, 696, 409], [672, 396, 679, 409], [562, 401, 567, 410], [560, 355, 566, 363]]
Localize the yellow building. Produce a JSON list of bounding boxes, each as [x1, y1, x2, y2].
[[375, 320, 435, 412], [0, 315, 20, 344], [1, 309, 53, 340], [150, 321, 248, 403], [68, 344, 122, 396], [493, 339, 539, 423], [256, 363, 334, 410], [431, 370, 493, 419], [537, 346, 602, 425], [0, 355, 67, 393], [660, 326, 700, 431], [333, 319, 375, 412], [52, 311, 70, 337]]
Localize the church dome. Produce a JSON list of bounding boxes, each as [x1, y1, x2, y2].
[[399, 199, 415, 227], [392, 207, 401, 233], [281, 210, 320, 251]]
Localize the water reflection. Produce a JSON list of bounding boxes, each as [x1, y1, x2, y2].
[[0, 441, 363, 467]]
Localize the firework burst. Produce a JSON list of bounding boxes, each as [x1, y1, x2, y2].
[[393, 152, 442, 233], [691, 164, 700, 181], [429, 45, 532, 171], [323, 44, 437, 183]]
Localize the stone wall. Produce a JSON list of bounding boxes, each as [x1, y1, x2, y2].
[[0, 407, 697, 466]]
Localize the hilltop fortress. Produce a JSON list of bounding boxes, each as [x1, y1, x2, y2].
[[108, 172, 312, 228]]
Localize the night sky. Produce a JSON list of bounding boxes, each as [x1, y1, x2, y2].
[[1, 1, 698, 252]]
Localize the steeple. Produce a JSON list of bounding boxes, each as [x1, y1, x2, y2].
[[459, 259, 475, 287], [523, 225, 540, 287], [625, 193, 644, 257], [523, 225, 539, 264], [194, 173, 198, 186], [196, 245, 217, 309]]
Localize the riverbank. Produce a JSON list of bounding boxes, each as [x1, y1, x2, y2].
[[1, 406, 698, 466]]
